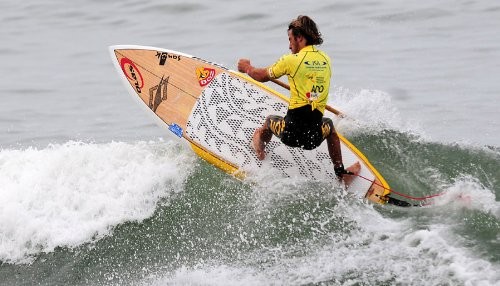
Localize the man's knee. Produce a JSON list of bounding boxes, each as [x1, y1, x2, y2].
[[266, 115, 285, 137], [264, 115, 275, 127]]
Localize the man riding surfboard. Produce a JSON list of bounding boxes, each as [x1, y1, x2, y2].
[[238, 15, 360, 185]]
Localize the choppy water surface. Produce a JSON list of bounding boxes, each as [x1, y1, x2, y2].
[[1, 0, 499, 285]]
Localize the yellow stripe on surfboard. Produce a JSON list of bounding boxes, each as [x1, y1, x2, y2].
[[189, 142, 246, 180]]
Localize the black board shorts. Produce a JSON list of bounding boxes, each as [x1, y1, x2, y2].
[[267, 106, 333, 150]]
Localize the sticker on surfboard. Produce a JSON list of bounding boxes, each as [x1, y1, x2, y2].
[[196, 67, 216, 87]]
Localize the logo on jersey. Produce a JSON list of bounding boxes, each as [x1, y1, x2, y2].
[[304, 61, 327, 66], [306, 92, 319, 101], [306, 85, 324, 101], [196, 67, 216, 87]]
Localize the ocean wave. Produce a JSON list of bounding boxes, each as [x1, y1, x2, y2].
[[0, 140, 194, 264]]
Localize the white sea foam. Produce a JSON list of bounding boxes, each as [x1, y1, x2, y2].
[[145, 265, 269, 286], [148, 205, 500, 286], [430, 176, 500, 218], [329, 87, 426, 139], [0, 140, 194, 264]]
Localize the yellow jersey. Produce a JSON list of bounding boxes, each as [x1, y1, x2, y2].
[[267, 45, 332, 114]]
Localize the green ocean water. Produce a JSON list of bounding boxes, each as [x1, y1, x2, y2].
[[1, 132, 498, 285]]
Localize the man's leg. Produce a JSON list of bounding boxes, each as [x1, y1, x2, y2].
[[252, 116, 280, 160], [323, 118, 361, 184]]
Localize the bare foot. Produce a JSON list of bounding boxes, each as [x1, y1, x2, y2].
[[343, 161, 361, 186], [252, 128, 266, 160]]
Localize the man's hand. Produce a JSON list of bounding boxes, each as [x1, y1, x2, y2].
[[238, 59, 252, 74], [237, 59, 269, 82]]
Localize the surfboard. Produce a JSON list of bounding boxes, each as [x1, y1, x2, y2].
[[109, 45, 391, 205]]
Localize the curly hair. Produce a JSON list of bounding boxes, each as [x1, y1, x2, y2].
[[288, 15, 323, 46]]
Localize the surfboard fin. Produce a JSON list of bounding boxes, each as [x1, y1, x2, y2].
[[386, 196, 420, 207]]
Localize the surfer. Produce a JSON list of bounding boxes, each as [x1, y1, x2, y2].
[[238, 15, 360, 183]]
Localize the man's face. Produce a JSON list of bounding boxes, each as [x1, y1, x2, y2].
[[288, 29, 301, 54]]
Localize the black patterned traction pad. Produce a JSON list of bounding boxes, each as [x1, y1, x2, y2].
[[186, 72, 372, 194]]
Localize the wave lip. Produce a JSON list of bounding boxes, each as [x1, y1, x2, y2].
[[0, 140, 193, 264]]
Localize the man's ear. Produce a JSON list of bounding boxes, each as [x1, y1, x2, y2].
[[297, 35, 306, 44]]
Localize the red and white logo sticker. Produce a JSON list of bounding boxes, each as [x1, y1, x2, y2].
[[196, 67, 216, 87], [120, 57, 144, 93]]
